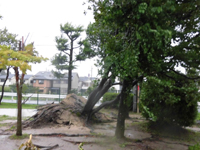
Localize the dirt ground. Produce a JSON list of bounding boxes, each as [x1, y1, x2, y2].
[[0, 111, 200, 150]]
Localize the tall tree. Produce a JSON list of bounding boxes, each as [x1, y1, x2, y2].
[[52, 23, 84, 94], [0, 43, 47, 136], [82, 0, 200, 139]]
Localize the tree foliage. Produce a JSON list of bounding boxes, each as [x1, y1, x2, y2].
[[52, 23, 84, 94], [0, 28, 18, 50], [140, 70, 200, 126], [0, 43, 47, 136], [0, 44, 46, 74], [82, 0, 200, 139]]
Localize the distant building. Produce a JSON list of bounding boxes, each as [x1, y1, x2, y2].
[[31, 71, 54, 94], [78, 76, 96, 93], [0, 73, 15, 86], [31, 71, 80, 94], [51, 72, 79, 94], [10, 74, 33, 85]]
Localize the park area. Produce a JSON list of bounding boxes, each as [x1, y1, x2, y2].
[[0, 94, 200, 150]]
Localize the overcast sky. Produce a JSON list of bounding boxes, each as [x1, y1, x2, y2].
[[0, 0, 98, 77]]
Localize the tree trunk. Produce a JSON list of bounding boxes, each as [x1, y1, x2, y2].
[[0, 67, 10, 104], [68, 43, 73, 94], [115, 79, 130, 139], [14, 67, 23, 136], [82, 77, 113, 120]]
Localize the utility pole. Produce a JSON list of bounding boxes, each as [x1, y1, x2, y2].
[[137, 84, 140, 113], [132, 85, 137, 112]]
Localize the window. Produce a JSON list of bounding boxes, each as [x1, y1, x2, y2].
[[39, 89, 43, 93], [33, 80, 36, 83], [0, 79, 5, 82], [38, 80, 44, 84]]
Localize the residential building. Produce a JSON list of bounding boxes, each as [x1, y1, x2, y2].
[[0, 73, 15, 86], [31, 71, 80, 94], [78, 76, 96, 93], [31, 71, 54, 94], [10, 74, 33, 85], [51, 72, 79, 94]]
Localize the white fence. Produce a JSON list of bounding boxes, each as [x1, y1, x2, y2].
[[2, 92, 66, 99], [1, 92, 67, 105]]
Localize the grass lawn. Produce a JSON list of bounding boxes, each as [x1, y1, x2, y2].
[[0, 102, 38, 109], [0, 115, 17, 121]]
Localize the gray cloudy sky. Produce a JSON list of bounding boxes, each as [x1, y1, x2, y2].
[[0, 0, 98, 77]]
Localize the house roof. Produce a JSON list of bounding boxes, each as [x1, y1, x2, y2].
[[32, 71, 79, 80], [63, 72, 79, 78], [0, 74, 15, 79], [32, 71, 56, 80], [23, 75, 33, 80]]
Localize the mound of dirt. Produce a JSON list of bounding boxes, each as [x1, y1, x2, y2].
[[23, 93, 110, 128]]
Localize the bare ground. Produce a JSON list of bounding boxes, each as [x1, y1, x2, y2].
[[0, 94, 200, 150]]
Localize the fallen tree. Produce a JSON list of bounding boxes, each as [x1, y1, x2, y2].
[[23, 93, 110, 128]]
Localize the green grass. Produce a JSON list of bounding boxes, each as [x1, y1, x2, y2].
[[0, 102, 38, 109], [9, 133, 29, 140], [0, 123, 7, 127], [196, 113, 200, 121], [0, 115, 17, 121]]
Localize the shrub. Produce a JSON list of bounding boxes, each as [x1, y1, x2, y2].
[[102, 93, 133, 109], [0, 86, 11, 92], [102, 93, 118, 108], [140, 75, 199, 127]]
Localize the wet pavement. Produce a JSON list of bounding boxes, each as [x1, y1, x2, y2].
[[0, 108, 37, 117]]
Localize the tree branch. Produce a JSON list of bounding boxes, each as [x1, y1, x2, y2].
[[112, 82, 122, 86], [171, 69, 200, 80], [0, 67, 10, 104], [62, 51, 70, 56], [91, 93, 121, 116]]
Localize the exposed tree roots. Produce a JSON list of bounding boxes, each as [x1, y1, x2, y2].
[[23, 93, 110, 128]]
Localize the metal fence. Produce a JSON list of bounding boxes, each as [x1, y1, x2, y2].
[[1, 92, 67, 105]]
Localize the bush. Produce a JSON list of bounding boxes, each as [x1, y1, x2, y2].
[[102, 93, 133, 109], [140, 75, 199, 127], [102, 93, 118, 108], [0, 86, 11, 92]]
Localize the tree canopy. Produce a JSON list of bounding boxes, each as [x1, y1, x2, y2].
[[82, 0, 200, 139], [0, 44, 47, 74], [52, 22, 84, 94]]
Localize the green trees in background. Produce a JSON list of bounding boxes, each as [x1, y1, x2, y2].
[[0, 28, 18, 50], [52, 23, 84, 94], [9, 84, 38, 94]]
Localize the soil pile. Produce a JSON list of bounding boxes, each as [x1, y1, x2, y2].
[[23, 94, 87, 128], [23, 93, 110, 128]]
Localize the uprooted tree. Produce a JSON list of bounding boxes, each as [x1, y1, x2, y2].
[[79, 0, 200, 139]]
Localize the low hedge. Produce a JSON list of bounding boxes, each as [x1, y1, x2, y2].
[[102, 93, 133, 109]]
